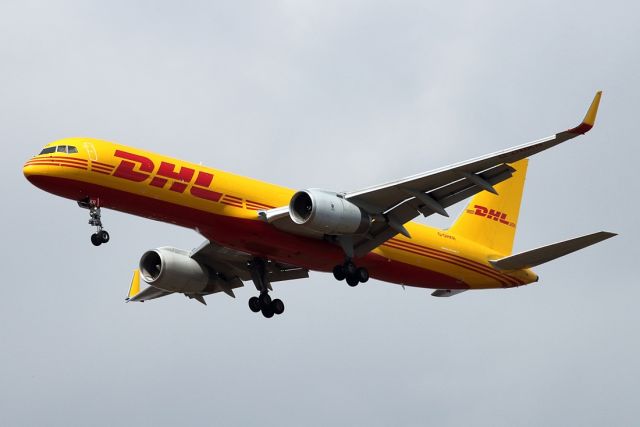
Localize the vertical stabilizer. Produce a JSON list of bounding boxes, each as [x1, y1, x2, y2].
[[449, 159, 528, 255]]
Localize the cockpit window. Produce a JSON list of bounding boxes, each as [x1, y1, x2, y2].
[[38, 145, 78, 155]]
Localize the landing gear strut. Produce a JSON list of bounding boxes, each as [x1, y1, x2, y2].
[[333, 260, 369, 287], [247, 258, 285, 318], [78, 198, 110, 246]]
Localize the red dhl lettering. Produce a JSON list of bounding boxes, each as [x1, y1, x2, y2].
[[467, 204, 516, 227], [113, 150, 154, 182], [149, 162, 195, 193], [190, 171, 222, 202], [112, 150, 223, 203]]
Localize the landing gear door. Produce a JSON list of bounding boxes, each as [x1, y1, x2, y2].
[[84, 142, 98, 161]]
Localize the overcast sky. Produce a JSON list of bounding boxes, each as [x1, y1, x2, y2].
[[1, 1, 638, 426]]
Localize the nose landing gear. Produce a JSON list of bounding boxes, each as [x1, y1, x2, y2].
[[90, 229, 110, 246], [78, 198, 110, 246]]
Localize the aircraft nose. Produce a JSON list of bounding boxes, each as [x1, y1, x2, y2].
[[23, 159, 48, 183]]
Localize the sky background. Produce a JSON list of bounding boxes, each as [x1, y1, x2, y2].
[[1, 1, 638, 426]]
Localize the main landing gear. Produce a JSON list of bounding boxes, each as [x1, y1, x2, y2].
[[247, 258, 285, 319], [78, 198, 110, 247], [332, 260, 369, 287], [248, 293, 285, 319]]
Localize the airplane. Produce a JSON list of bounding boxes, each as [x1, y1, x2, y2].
[[23, 91, 615, 318]]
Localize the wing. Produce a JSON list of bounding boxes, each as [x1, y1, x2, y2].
[[190, 240, 309, 288], [127, 284, 172, 302], [262, 91, 602, 257], [126, 269, 173, 302], [126, 240, 308, 304]]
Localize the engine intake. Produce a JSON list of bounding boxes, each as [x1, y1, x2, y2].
[[139, 247, 212, 293], [289, 189, 371, 235]]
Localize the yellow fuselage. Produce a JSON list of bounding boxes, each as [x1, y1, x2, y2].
[[23, 137, 538, 290]]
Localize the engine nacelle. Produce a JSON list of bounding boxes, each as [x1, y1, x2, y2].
[[139, 247, 211, 293], [289, 189, 371, 235]]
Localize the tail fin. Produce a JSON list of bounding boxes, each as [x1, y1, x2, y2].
[[449, 159, 528, 255]]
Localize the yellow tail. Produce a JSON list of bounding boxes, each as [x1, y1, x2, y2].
[[449, 159, 528, 255]]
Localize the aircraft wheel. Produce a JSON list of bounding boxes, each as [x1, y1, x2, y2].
[[333, 265, 346, 281], [272, 299, 285, 315], [259, 293, 272, 307], [262, 305, 275, 318], [99, 230, 110, 243], [346, 274, 359, 287], [345, 262, 357, 275], [357, 267, 369, 283], [91, 233, 102, 246], [248, 296, 261, 313]]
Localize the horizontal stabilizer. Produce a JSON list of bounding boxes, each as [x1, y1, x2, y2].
[[432, 289, 467, 297], [489, 231, 616, 271]]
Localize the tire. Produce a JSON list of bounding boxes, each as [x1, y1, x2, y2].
[[262, 306, 275, 318], [248, 296, 261, 313], [356, 267, 369, 283], [346, 274, 359, 287], [272, 299, 285, 315], [259, 293, 272, 307], [99, 230, 110, 243], [90, 233, 102, 246], [345, 262, 357, 275], [332, 265, 346, 281]]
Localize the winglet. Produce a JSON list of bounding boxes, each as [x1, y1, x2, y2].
[[126, 269, 141, 301], [566, 91, 602, 135]]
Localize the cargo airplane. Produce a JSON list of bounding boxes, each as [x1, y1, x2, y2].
[[24, 92, 614, 318]]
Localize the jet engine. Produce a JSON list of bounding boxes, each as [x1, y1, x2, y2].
[[289, 189, 371, 235], [139, 247, 213, 293]]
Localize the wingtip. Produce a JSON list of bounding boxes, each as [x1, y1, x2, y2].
[[584, 91, 602, 126], [590, 231, 617, 243], [127, 269, 141, 299], [567, 91, 602, 135]]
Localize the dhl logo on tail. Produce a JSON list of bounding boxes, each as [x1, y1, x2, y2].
[[465, 204, 516, 228]]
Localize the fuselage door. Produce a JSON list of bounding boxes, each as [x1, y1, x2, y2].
[[84, 142, 98, 161]]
